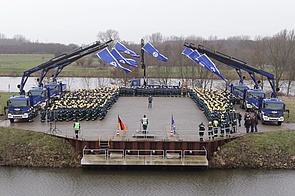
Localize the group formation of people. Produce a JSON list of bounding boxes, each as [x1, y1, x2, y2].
[[119, 85, 182, 97], [40, 87, 119, 122], [198, 109, 239, 141], [187, 88, 243, 141], [188, 88, 234, 121]]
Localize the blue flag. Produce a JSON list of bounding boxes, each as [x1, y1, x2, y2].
[[114, 42, 140, 58], [182, 47, 227, 82], [142, 42, 168, 62], [96, 48, 131, 74], [181, 47, 194, 56], [197, 54, 228, 82], [182, 47, 201, 64], [171, 115, 176, 134], [125, 58, 137, 67], [110, 49, 137, 67]]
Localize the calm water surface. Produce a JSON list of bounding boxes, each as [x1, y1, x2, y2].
[[1, 167, 295, 196]]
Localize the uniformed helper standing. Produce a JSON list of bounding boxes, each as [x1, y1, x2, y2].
[[198, 122, 205, 141], [208, 121, 213, 140]]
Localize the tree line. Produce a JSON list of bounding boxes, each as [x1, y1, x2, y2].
[[1, 29, 294, 96]]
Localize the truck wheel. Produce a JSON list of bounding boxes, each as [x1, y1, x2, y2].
[[261, 119, 265, 125], [278, 122, 282, 126], [9, 119, 14, 123]]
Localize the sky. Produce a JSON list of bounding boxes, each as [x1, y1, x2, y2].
[[1, 0, 294, 45]]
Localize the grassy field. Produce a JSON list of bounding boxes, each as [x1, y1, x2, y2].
[[0, 54, 53, 76], [0, 127, 80, 167], [0, 54, 111, 77], [281, 96, 295, 123]]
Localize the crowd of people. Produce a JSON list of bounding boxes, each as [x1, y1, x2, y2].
[[188, 88, 235, 121], [40, 87, 119, 122], [119, 85, 182, 97], [189, 87, 260, 141]]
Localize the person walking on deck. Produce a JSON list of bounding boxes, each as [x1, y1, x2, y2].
[[73, 120, 81, 139], [148, 96, 153, 108]]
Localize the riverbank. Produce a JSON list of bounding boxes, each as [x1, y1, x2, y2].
[[209, 130, 295, 169], [0, 127, 81, 168], [1, 126, 295, 169]]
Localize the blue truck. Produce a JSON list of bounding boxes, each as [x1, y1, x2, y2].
[[6, 40, 113, 123], [185, 43, 286, 125]]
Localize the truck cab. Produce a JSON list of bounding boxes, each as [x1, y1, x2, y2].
[[45, 82, 66, 99], [260, 98, 285, 125], [242, 89, 265, 111], [28, 87, 47, 107], [228, 83, 249, 104], [7, 95, 31, 123]]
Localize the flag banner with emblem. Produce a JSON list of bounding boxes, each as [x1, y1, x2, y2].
[[142, 42, 168, 62], [118, 115, 127, 131], [197, 54, 228, 82], [96, 48, 131, 74], [182, 47, 227, 82], [182, 47, 202, 65], [114, 42, 140, 58], [171, 115, 176, 134], [110, 49, 137, 67]]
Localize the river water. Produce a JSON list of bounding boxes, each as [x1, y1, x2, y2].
[[0, 76, 294, 96], [0, 167, 295, 196]]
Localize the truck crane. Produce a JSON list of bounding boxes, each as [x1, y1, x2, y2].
[[6, 40, 113, 123], [38, 39, 113, 99], [184, 43, 285, 125]]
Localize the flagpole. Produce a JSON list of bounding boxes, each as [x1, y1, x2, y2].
[[141, 39, 147, 87]]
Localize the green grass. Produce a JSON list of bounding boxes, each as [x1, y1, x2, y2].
[[0, 54, 54, 76], [0, 127, 80, 167], [281, 96, 295, 123]]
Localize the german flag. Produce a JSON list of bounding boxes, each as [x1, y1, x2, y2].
[[118, 115, 127, 131]]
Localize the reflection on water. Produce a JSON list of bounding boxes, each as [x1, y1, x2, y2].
[[0, 77, 294, 96], [1, 167, 295, 196]]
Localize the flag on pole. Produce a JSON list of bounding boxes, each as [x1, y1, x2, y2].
[[182, 47, 201, 64], [182, 47, 227, 82], [171, 115, 176, 134], [114, 42, 140, 58], [197, 54, 228, 82], [96, 48, 131, 74], [118, 115, 127, 131], [142, 42, 168, 62], [110, 49, 137, 67]]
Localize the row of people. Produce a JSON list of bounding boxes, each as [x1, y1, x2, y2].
[[40, 87, 119, 122], [198, 118, 237, 141], [119, 86, 182, 97]]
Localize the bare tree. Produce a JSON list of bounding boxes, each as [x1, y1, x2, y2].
[[265, 29, 295, 95], [97, 29, 120, 43], [252, 36, 267, 89], [0, 33, 6, 39]]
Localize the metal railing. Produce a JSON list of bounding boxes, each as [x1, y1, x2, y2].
[[81, 148, 208, 166]]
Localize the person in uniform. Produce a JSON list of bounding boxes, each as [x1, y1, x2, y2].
[[213, 118, 219, 139], [73, 120, 81, 139], [141, 115, 148, 134], [207, 121, 213, 140], [198, 122, 205, 141], [148, 96, 153, 108]]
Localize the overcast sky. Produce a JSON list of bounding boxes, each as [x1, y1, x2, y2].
[[1, 0, 294, 45]]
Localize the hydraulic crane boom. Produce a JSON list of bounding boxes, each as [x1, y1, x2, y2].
[[183, 43, 277, 97], [51, 39, 113, 83], [19, 40, 113, 95]]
